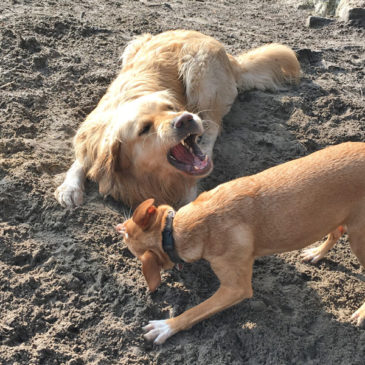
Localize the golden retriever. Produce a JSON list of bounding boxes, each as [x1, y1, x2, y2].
[[55, 30, 300, 208], [116, 142, 365, 344]]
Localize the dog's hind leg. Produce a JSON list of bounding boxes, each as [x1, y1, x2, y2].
[[347, 213, 365, 328], [55, 160, 85, 207], [301, 226, 346, 263]]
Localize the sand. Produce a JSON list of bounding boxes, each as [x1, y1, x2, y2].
[[1, 0, 364, 363]]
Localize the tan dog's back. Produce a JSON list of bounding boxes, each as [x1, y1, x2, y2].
[[253, 142, 365, 254], [177, 142, 365, 257]]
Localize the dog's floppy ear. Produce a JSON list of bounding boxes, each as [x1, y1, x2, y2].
[[103, 139, 131, 175], [132, 198, 157, 230], [88, 139, 130, 188], [140, 250, 161, 292]]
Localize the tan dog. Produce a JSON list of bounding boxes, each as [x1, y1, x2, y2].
[[55, 29, 300, 209], [116, 142, 365, 344]]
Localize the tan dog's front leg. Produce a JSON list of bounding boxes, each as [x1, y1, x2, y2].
[[144, 256, 254, 344]]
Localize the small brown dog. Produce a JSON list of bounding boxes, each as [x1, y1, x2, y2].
[[116, 142, 365, 344]]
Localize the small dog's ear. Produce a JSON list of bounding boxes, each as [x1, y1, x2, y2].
[[140, 250, 161, 292], [132, 199, 157, 230]]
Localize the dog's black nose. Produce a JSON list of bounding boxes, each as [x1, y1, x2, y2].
[[173, 113, 194, 128]]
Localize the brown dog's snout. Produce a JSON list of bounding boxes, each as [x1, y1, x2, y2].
[[173, 113, 194, 129]]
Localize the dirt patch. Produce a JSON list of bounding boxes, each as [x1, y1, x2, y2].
[[1, 0, 364, 364]]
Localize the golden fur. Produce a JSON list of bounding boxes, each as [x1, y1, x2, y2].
[[56, 30, 300, 208], [118, 142, 365, 343]]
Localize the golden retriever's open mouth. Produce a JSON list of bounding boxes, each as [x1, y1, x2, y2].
[[167, 134, 212, 176]]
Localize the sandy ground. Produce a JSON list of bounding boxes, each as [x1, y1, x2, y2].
[[1, 0, 365, 364]]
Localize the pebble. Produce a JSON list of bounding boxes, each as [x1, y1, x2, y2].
[[250, 300, 267, 312], [344, 7, 365, 23], [306, 16, 334, 27]]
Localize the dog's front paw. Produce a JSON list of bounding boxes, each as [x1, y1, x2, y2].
[[301, 246, 326, 264], [143, 319, 175, 344], [351, 303, 365, 328], [55, 182, 84, 207]]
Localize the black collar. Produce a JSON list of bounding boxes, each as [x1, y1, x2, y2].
[[162, 210, 184, 264]]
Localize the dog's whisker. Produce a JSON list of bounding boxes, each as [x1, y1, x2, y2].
[[197, 108, 215, 116]]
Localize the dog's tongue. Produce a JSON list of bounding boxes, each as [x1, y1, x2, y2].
[[171, 143, 194, 164]]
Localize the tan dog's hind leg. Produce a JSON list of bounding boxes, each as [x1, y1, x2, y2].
[[351, 302, 365, 328], [144, 255, 254, 344], [347, 216, 365, 328], [301, 226, 346, 264]]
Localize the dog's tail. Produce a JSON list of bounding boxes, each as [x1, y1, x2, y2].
[[230, 44, 300, 91]]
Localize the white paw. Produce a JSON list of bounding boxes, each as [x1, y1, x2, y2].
[[143, 319, 175, 344], [301, 247, 324, 264], [55, 182, 84, 207], [351, 305, 365, 328]]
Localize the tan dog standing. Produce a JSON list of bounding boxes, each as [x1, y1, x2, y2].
[[116, 142, 365, 344]]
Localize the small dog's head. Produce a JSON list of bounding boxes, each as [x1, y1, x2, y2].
[[82, 91, 213, 207], [116, 198, 174, 292]]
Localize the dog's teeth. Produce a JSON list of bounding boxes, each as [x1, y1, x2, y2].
[[170, 155, 176, 161]]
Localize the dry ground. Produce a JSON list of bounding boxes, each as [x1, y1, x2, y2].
[[1, 0, 364, 364]]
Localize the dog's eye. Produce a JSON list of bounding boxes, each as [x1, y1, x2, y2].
[[138, 123, 152, 136], [166, 105, 175, 111]]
